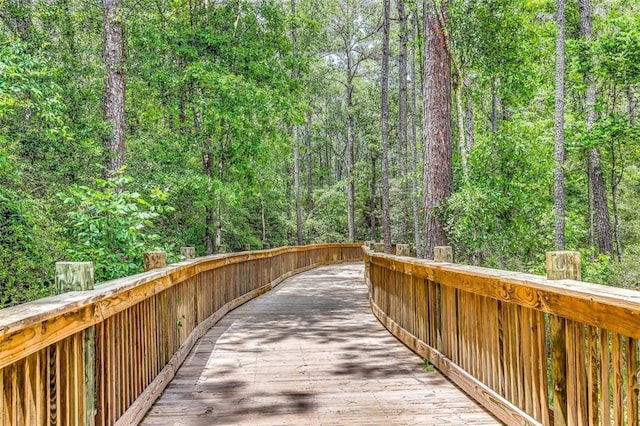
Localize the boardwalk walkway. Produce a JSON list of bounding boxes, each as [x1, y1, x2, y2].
[[141, 263, 498, 425]]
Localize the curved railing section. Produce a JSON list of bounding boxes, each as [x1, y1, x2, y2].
[[0, 243, 362, 426], [364, 246, 640, 426]]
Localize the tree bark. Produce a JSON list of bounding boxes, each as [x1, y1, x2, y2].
[[491, 76, 498, 134], [610, 141, 623, 261], [294, 131, 303, 245], [579, 0, 613, 255], [346, 75, 356, 242], [410, 9, 421, 257], [260, 194, 267, 243], [103, 0, 125, 175], [422, 1, 452, 259], [464, 78, 475, 151], [305, 112, 314, 212], [381, 0, 391, 253], [397, 0, 408, 178], [292, 0, 303, 245], [203, 151, 215, 255], [554, 0, 566, 250], [370, 152, 377, 241], [454, 72, 468, 179]]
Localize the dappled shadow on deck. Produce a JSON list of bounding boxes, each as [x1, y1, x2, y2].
[[141, 264, 498, 425]]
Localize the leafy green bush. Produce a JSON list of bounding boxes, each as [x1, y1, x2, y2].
[[0, 187, 59, 307], [58, 174, 173, 282]]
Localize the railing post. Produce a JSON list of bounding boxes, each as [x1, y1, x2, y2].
[[55, 262, 96, 426], [372, 243, 385, 253], [144, 251, 166, 271], [396, 244, 411, 257], [180, 247, 196, 260], [546, 250, 581, 426], [434, 246, 453, 263]]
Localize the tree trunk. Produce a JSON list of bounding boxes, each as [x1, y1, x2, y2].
[[103, 0, 125, 175], [291, 0, 303, 245], [410, 9, 421, 257], [294, 132, 303, 245], [285, 164, 292, 221], [397, 0, 408, 178], [346, 75, 356, 242], [554, 0, 566, 250], [578, 0, 613, 254], [464, 78, 475, 151], [627, 86, 635, 123], [305, 112, 314, 212], [579, 0, 612, 255], [422, 0, 452, 259], [590, 149, 613, 253], [491, 76, 498, 134], [610, 141, 623, 261], [381, 0, 391, 253], [370, 153, 377, 241], [260, 194, 267, 243], [455, 72, 468, 179], [587, 167, 594, 248], [203, 151, 215, 255], [490, 76, 499, 169]]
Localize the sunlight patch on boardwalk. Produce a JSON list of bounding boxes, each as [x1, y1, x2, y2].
[[141, 263, 498, 425]]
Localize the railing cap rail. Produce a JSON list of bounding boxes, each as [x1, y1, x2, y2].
[[365, 247, 640, 338], [0, 243, 361, 338]]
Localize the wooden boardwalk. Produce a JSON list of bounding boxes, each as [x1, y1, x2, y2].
[[141, 263, 498, 425]]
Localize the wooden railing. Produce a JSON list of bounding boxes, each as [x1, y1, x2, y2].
[[0, 243, 362, 426], [364, 246, 640, 426]]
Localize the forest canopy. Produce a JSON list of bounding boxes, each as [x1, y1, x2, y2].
[[0, 0, 639, 307]]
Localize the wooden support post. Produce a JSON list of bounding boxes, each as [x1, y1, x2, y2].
[[55, 262, 94, 293], [546, 250, 581, 281], [396, 244, 411, 257], [434, 246, 453, 262], [143, 251, 166, 271], [180, 247, 196, 260], [55, 262, 95, 426], [372, 243, 385, 253], [546, 250, 581, 426]]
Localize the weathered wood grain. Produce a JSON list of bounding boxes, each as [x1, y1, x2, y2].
[[364, 246, 640, 426], [142, 264, 498, 425], [0, 244, 362, 425], [368, 253, 640, 340], [0, 244, 362, 371]]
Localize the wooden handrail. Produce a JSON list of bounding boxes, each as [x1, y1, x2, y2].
[[0, 243, 363, 426], [364, 246, 640, 426]]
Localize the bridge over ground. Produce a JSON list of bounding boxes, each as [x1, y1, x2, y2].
[[141, 263, 496, 425], [1, 243, 640, 425]]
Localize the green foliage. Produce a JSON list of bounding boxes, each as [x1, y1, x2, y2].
[[594, 13, 640, 85], [579, 248, 614, 285], [58, 174, 173, 281], [420, 358, 435, 372], [304, 182, 349, 243], [0, 187, 59, 307], [447, 117, 554, 271], [2, 0, 640, 308]]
